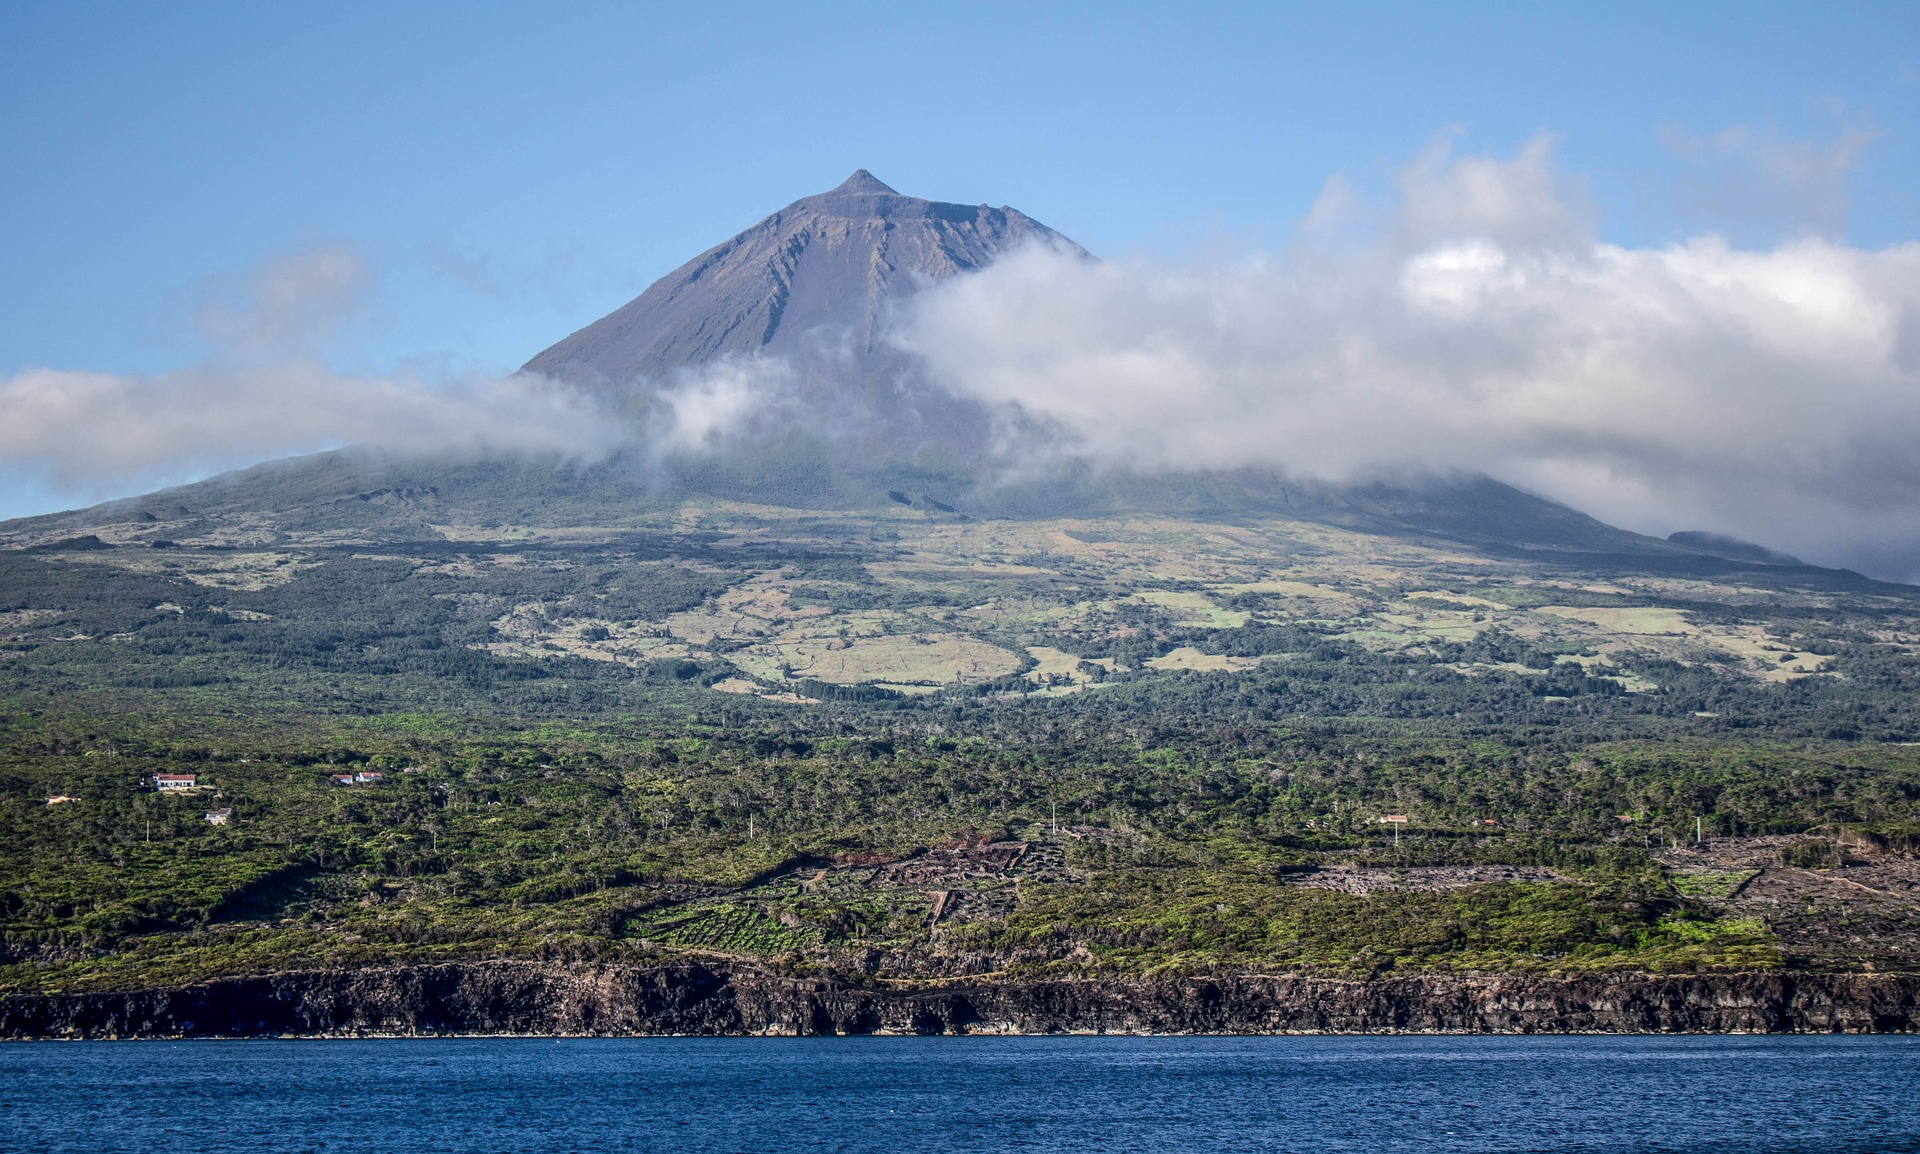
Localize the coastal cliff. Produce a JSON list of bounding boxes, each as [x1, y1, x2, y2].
[[4, 965, 1916, 1038]]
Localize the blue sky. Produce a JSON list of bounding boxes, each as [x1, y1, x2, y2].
[[4, 1, 1914, 377], [2, 1, 1918, 541]]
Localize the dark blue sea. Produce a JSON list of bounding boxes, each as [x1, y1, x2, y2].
[[4, 1035, 1917, 1153]]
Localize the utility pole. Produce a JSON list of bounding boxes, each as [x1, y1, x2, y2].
[[1696, 816, 1703, 845], [748, 813, 755, 840], [1051, 801, 1058, 835]]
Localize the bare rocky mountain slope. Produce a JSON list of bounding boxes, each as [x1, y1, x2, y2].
[[522, 170, 1082, 456], [524, 170, 1079, 388]]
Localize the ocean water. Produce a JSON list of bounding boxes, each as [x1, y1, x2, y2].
[[3, 1035, 1916, 1153]]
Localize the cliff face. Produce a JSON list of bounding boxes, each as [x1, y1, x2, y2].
[[4, 964, 1916, 1038]]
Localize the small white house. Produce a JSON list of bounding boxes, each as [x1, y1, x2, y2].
[[153, 773, 198, 791], [205, 808, 232, 826]]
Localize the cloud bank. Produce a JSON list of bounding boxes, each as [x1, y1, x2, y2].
[[898, 137, 1920, 581], [0, 246, 622, 501]]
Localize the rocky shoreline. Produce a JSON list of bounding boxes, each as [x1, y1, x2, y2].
[[3, 964, 1918, 1038]]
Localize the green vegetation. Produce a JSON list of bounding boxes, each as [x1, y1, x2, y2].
[[3, 492, 1919, 996], [5, 698, 1917, 995]]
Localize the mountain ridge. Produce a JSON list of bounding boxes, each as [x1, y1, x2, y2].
[[0, 446, 1897, 594]]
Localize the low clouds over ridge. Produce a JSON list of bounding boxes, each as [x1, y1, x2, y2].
[[898, 137, 1920, 581], [0, 246, 620, 501]]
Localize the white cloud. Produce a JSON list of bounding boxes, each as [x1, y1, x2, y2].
[[1398, 132, 1592, 248], [653, 357, 791, 452], [194, 245, 370, 364], [1664, 120, 1881, 239], [0, 247, 625, 500], [898, 136, 1920, 580], [0, 362, 621, 491]]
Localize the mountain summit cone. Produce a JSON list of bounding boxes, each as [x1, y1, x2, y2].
[[521, 170, 1081, 409], [827, 168, 898, 195]]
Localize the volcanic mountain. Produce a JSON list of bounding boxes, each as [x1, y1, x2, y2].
[[0, 170, 1854, 578], [7, 174, 1919, 1037]]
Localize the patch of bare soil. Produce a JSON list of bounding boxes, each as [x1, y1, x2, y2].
[[779, 838, 1083, 931], [1663, 837, 1920, 970], [865, 840, 1031, 887]]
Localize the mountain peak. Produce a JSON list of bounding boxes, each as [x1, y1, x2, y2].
[[826, 169, 899, 197], [523, 172, 1080, 403]]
